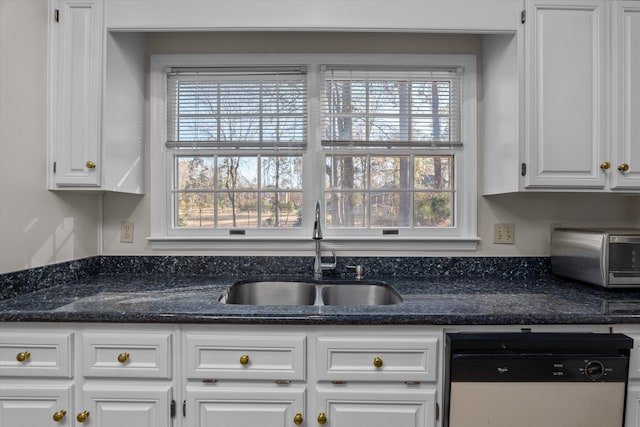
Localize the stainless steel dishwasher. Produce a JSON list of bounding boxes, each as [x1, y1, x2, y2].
[[444, 332, 633, 427]]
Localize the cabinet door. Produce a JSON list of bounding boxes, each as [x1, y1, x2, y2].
[[0, 383, 73, 427], [49, 0, 103, 188], [627, 386, 640, 427], [79, 384, 173, 427], [315, 387, 437, 427], [185, 386, 305, 427], [524, 0, 607, 188], [611, 1, 640, 189]]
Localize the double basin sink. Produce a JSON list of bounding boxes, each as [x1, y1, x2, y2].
[[219, 280, 402, 306]]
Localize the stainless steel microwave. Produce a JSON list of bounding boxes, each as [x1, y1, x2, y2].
[[551, 228, 640, 288]]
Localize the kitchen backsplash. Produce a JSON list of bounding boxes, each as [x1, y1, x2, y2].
[[0, 256, 552, 302]]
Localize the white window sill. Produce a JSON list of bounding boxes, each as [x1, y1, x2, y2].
[[147, 236, 480, 252]]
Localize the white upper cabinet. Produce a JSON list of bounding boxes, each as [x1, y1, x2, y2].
[[48, 0, 144, 193], [48, 0, 103, 188], [484, 0, 640, 194], [524, 0, 607, 189], [611, 1, 640, 189]]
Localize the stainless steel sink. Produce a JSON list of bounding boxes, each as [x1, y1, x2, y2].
[[219, 280, 402, 306], [320, 283, 402, 306], [220, 281, 316, 305]]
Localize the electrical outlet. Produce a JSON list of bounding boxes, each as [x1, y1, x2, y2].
[[493, 223, 515, 244], [120, 221, 134, 243]]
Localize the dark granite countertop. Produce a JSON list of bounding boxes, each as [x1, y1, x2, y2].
[[3, 272, 640, 325]]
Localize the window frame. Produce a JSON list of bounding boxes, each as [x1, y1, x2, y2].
[[149, 54, 479, 252]]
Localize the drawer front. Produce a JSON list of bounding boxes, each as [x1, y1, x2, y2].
[[81, 332, 172, 379], [185, 334, 306, 380], [0, 331, 73, 378], [317, 336, 439, 382]]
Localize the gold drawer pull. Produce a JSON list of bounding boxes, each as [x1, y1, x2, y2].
[[53, 409, 67, 422], [618, 163, 630, 172], [373, 356, 384, 368], [76, 411, 90, 423], [16, 351, 31, 363], [600, 162, 611, 170], [294, 413, 304, 425], [85, 161, 96, 169], [117, 352, 130, 363], [318, 412, 327, 424], [239, 354, 250, 365]]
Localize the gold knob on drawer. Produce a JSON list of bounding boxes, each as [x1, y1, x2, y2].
[[317, 412, 327, 424], [294, 413, 304, 425], [117, 352, 130, 363], [373, 356, 383, 368], [76, 411, 90, 423], [239, 354, 250, 365], [16, 351, 31, 362], [618, 163, 630, 172], [85, 161, 96, 169], [600, 162, 611, 170], [53, 410, 67, 422]]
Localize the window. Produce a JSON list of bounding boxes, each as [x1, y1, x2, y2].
[[150, 54, 478, 251], [166, 67, 306, 229], [321, 66, 461, 230]]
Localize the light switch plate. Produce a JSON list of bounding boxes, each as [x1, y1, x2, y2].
[[120, 221, 134, 243], [493, 223, 514, 244]]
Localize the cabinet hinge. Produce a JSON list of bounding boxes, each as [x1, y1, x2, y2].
[[436, 402, 440, 421], [521, 162, 527, 176], [183, 400, 186, 417], [521, 10, 526, 24], [54, 9, 59, 22], [53, 162, 57, 173], [170, 400, 176, 418]]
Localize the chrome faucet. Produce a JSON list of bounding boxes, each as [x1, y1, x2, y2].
[[313, 200, 336, 280]]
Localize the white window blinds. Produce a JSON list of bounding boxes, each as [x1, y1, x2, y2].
[[167, 67, 308, 150], [320, 66, 462, 148]]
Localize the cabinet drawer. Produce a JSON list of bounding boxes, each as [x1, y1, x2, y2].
[[185, 334, 306, 380], [0, 331, 73, 378], [317, 336, 438, 382], [81, 332, 172, 379]]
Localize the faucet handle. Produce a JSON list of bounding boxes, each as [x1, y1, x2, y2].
[[347, 265, 365, 280]]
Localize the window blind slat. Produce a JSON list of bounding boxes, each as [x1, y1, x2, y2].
[[167, 67, 307, 149], [320, 67, 462, 148]]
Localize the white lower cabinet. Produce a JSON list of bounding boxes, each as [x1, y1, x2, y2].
[[0, 383, 74, 426], [186, 386, 306, 427], [80, 385, 173, 427], [181, 326, 440, 427], [315, 387, 436, 427], [0, 324, 176, 427], [610, 327, 640, 427]]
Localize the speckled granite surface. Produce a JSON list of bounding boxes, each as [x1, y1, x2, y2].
[[2, 256, 640, 325]]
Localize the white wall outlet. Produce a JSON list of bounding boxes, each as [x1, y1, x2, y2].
[[493, 223, 515, 244], [120, 221, 134, 243]]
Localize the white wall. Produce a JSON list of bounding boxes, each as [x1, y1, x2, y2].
[[0, 3, 636, 274], [0, 0, 100, 274]]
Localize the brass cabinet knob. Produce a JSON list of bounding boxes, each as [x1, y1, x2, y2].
[[317, 412, 327, 424], [76, 411, 90, 423], [16, 351, 31, 363], [294, 413, 304, 425], [239, 354, 250, 365], [117, 352, 130, 363], [600, 162, 611, 170], [53, 410, 67, 422], [85, 161, 96, 169], [618, 163, 630, 172], [373, 356, 384, 368]]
